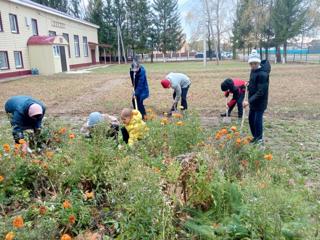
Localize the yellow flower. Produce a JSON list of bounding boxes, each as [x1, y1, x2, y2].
[[153, 167, 161, 173], [0, 175, 4, 182], [3, 144, 10, 153], [164, 112, 168, 117], [61, 234, 72, 240], [5, 232, 15, 240], [12, 216, 24, 228], [63, 200, 72, 209], [231, 126, 237, 132], [146, 108, 154, 113], [176, 121, 185, 126], [264, 154, 273, 161], [85, 191, 95, 200], [160, 117, 169, 125]]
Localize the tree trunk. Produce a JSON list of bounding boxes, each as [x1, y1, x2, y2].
[[283, 41, 287, 63], [207, 24, 212, 61], [265, 47, 269, 60], [276, 45, 281, 63]]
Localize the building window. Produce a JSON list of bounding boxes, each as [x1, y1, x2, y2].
[[14, 51, 23, 69], [74, 35, 80, 57], [9, 14, 19, 34], [63, 33, 71, 58], [49, 31, 56, 36], [83, 36, 88, 57], [31, 19, 38, 36], [53, 45, 60, 57], [0, 12, 3, 32], [0, 51, 9, 70]]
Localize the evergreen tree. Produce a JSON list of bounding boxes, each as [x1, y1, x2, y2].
[[86, 0, 107, 44], [152, 0, 184, 54], [69, 0, 81, 18], [271, 0, 308, 62], [32, 0, 68, 13]]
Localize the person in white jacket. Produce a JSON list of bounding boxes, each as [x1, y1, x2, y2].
[[161, 72, 191, 112]]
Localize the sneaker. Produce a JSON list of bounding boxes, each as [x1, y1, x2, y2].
[[221, 113, 230, 117]]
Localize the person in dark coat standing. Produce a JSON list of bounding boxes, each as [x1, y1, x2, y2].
[[5, 96, 46, 151], [243, 50, 270, 144], [130, 60, 149, 119], [221, 78, 247, 118]]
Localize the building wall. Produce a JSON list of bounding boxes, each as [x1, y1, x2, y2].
[[0, 0, 99, 76]]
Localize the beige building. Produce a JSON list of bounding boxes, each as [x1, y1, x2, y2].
[[0, 0, 100, 79]]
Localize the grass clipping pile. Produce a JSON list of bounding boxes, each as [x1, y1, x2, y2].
[[0, 111, 319, 239]]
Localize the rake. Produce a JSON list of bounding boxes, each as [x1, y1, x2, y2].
[[222, 97, 231, 124]]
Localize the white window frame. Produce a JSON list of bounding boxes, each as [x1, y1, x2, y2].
[[0, 51, 9, 70], [31, 18, 38, 36], [9, 14, 19, 33], [53, 45, 60, 57], [83, 36, 88, 57], [74, 35, 80, 57], [14, 51, 23, 69]]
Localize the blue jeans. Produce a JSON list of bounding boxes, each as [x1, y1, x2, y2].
[[132, 95, 146, 119], [249, 109, 265, 142], [172, 85, 190, 110]]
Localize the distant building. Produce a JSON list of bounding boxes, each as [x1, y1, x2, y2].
[[0, 0, 100, 79]]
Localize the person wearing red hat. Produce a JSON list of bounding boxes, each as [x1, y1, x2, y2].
[[5, 96, 46, 152], [161, 72, 191, 112]]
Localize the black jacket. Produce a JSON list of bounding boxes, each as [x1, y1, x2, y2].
[[248, 61, 270, 111]]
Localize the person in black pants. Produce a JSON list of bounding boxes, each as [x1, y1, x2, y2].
[[243, 50, 270, 144], [130, 60, 149, 119]]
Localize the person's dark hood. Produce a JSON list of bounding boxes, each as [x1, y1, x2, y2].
[[261, 60, 271, 74]]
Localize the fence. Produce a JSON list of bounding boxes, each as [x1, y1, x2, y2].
[[239, 53, 320, 64]]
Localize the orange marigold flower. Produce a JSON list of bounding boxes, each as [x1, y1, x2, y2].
[[12, 216, 24, 228], [231, 126, 237, 132], [58, 127, 67, 134], [172, 113, 183, 119], [61, 234, 72, 240], [236, 138, 242, 144], [3, 144, 11, 153], [242, 139, 250, 145], [45, 151, 54, 159], [146, 108, 153, 113], [42, 163, 49, 170], [5, 232, 15, 240], [69, 133, 75, 139], [68, 215, 76, 224], [226, 134, 232, 140], [31, 159, 42, 165], [85, 191, 95, 200], [234, 132, 240, 137], [39, 206, 47, 215], [153, 167, 161, 173], [0, 175, 4, 182], [264, 154, 273, 161], [63, 200, 72, 209], [160, 117, 169, 125], [176, 121, 185, 126], [220, 128, 228, 135], [215, 133, 222, 140], [18, 139, 26, 144]]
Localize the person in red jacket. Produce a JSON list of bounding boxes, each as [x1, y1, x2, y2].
[[220, 78, 247, 118]]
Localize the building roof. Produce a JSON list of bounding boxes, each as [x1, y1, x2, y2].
[[9, 0, 99, 29], [27, 35, 68, 45]]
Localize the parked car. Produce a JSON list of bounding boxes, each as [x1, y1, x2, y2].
[[195, 51, 217, 59]]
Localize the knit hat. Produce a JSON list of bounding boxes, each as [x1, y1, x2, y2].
[[28, 103, 43, 117], [248, 49, 261, 64], [88, 112, 103, 127], [161, 79, 171, 88]]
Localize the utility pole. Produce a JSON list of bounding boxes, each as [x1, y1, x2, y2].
[[117, 24, 121, 64]]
